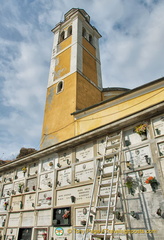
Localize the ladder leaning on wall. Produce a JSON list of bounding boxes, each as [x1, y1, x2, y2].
[[83, 131, 125, 240]]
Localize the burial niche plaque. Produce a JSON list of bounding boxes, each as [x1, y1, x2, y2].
[[76, 142, 94, 162], [75, 162, 94, 182], [57, 168, 72, 187], [53, 207, 71, 226], [39, 172, 53, 190], [37, 210, 51, 226]]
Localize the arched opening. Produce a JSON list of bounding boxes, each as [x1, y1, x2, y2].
[[60, 31, 65, 42], [68, 26, 72, 37], [57, 81, 64, 94], [82, 27, 87, 38]]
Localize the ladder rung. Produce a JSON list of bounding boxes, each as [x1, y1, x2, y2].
[[96, 206, 113, 210], [102, 172, 117, 178], [98, 193, 116, 198], [91, 233, 111, 238], [94, 219, 113, 223], [100, 182, 116, 187], [107, 134, 121, 141], [106, 143, 120, 150]]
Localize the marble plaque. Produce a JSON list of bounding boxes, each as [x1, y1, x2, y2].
[[0, 215, 6, 227], [158, 142, 164, 156], [54, 227, 72, 239], [125, 145, 151, 168], [75, 207, 93, 226], [57, 168, 72, 187], [75, 162, 94, 182], [2, 183, 13, 197], [37, 191, 52, 207], [8, 213, 20, 227], [29, 162, 38, 176], [56, 185, 92, 206], [37, 210, 51, 226], [124, 127, 148, 146], [16, 167, 27, 179], [6, 228, 17, 236], [39, 172, 54, 190], [59, 150, 72, 167], [3, 170, 15, 183], [21, 211, 35, 226], [74, 227, 91, 240], [76, 142, 94, 162], [23, 194, 36, 210], [11, 196, 22, 211], [152, 116, 164, 136], [27, 178, 37, 192], [14, 180, 25, 194], [41, 153, 58, 172]]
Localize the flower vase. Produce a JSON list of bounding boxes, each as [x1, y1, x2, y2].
[[140, 132, 147, 141], [128, 187, 135, 196], [150, 182, 158, 192], [64, 218, 69, 225]]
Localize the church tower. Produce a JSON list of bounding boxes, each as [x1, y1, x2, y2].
[[41, 8, 102, 149]]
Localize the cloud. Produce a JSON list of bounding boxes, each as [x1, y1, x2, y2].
[[0, 0, 164, 159]]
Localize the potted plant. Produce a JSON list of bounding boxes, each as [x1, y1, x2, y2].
[[62, 210, 70, 224], [134, 123, 148, 140], [49, 161, 53, 167], [124, 176, 136, 195], [145, 176, 159, 192]]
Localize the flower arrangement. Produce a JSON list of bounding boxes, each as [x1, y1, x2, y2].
[[4, 201, 8, 210], [42, 232, 47, 240], [46, 197, 52, 201], [134, 123, 147, 135], [49, 162, 53, 166], [22, 167, 27, 173], [145, 176, 159, 192], [62, 210, 70, 219]]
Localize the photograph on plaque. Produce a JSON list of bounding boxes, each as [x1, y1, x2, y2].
[[152, 116, 164, 137], [23, 193, 36, 210], [157, 142, 164, 156], [18, 228, 32, 240], [29, 162, 38, 176], [11, 195, 22, 211], [2, 183, 13, 197], [57, 168, 72, 187], [76, 142, 94, 162], [58, 150, 72, 167], [39, 172, 54, 190], [37, 191, 52, 207], [53, 207, 71, 226], [26, 177, 37, 192], [75, 162, 94, 183], [37, 209, 51, 226], [41, 154, 58, 172], [125, 145, 152, 168], [8, 213, 20, 227]]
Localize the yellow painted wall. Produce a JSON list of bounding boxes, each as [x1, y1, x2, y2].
[[58, 35, 72, 51], [82, 38, 96, 57], [76, 73, 101, 110], [75, 87, 164, 135], [54, 47, 71, 80], [83, 49, 98, 85], [41, 73, 77, 148]]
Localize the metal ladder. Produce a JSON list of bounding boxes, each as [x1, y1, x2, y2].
[[83, 132, 124, 240]]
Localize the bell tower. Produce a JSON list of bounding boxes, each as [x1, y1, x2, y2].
[[41, 8, 102, 149]]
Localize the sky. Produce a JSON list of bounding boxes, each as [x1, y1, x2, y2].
[[0, 0, 164, 160]]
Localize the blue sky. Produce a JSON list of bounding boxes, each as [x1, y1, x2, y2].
[[0, 0, 164, 160]]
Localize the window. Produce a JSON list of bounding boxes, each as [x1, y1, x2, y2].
[[56, 81, 64, 94], [60, 31, 65, 42], [82, 27, 87, 38], [68, 26, 72, 37], [89, 34, 92, 44]]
